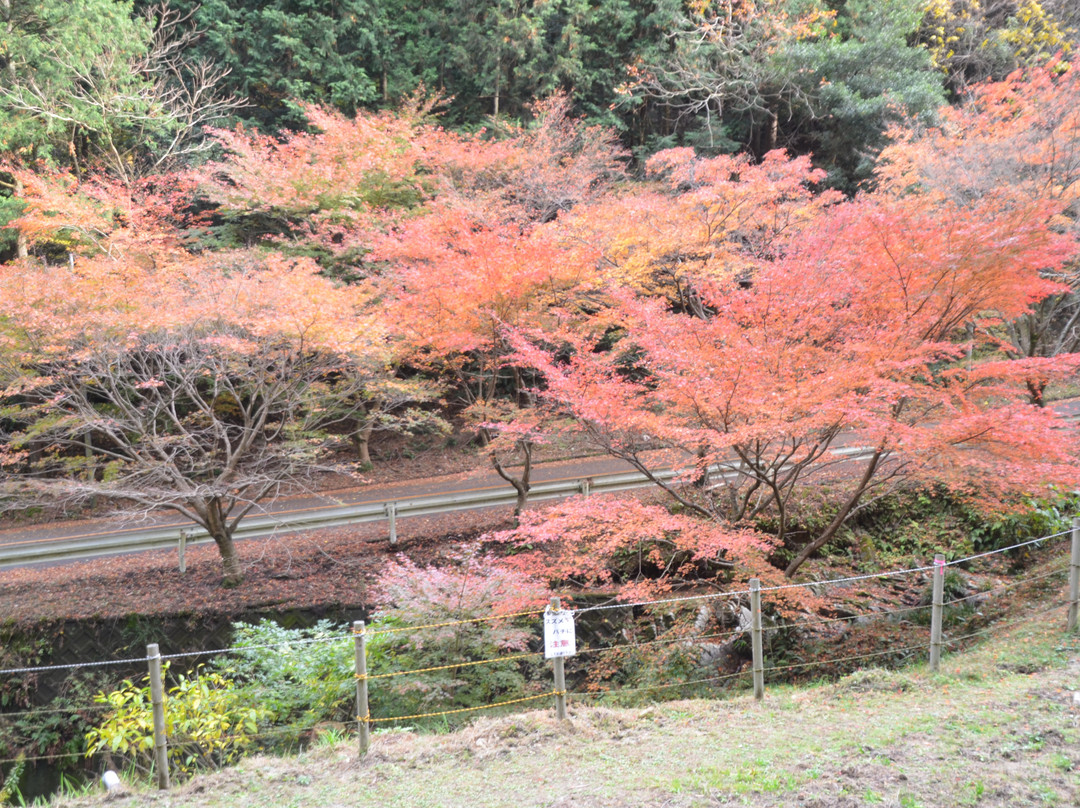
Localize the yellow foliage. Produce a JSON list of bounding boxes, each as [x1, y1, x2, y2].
[[919, 0, 1073, 80], [1000, 0, 1074, 61]]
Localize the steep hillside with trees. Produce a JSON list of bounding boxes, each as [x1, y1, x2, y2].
[[1, 0, 1079, 593]]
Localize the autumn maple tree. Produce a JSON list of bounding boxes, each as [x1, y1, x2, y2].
[[206, 95, 622, 426], [203, 100, 438, 273], [879, 58, 1080, 404], [0, 169, 393, 585], [204, 93, 623, 264], [375, 208, 594, 406], [489, 496, 793, 603], [511, 147, 1080, 578], [558, 147, 840, 309]]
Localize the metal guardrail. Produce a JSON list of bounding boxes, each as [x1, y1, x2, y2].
[[0, 446, 879, 569], [9, 401, 1080, 570], [0, 466, 683, 568]]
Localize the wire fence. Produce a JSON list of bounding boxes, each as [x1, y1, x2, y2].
[[570, 669, 751, 701], [1, 526, 1078, 783], [765, 643, 933, 676]]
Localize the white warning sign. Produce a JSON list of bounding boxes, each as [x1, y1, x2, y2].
[[544, 606, 577, 659]]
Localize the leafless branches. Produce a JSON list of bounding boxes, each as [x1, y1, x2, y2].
[[2, 323, 371, 583], [0, 1, 244, 182]]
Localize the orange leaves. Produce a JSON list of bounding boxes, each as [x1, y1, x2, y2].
[[414, 93, 627, 226], [201, 93, 626, 269], [1, 156, 386, 363], [542, 182, 1077, 456], [562, 147, 839, 303], [489, 495, 787, 602], [206, 103, 435, 222], [6, 167, 203, 265], [377, 208, 592, 360], [512, 136, 1080, 577], [0, 250, 377, 365], [807, 194, 1073, 341], [877, 60, 1080, 374], [879, 58, 1080, 214]]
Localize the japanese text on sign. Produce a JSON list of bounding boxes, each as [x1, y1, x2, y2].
[[544, 607, 576, 659]]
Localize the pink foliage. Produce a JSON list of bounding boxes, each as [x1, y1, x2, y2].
[[373, 545, 550, 650], [487, 496, 795, 606]]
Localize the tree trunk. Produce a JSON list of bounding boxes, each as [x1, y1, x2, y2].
[[783, 447, 885, 578], [693, 443, 710, 488], [12, 176, 28, 259], [748, 107, 779, 159], [491, 441, 533, 526], [1027, 378, 1047, 407], [351, 418, 375, 466], [211, 529, 243, 587], [206, 496, 243, 586]]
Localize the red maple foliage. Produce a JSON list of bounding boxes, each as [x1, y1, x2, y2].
[[509, 165, 1080, 577], [879, 58, 1080, 394], [487, 495, 814, 611]]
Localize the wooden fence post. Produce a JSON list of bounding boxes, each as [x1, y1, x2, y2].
[[550, 597, 567, 720], [929, 554, 945, 672], [1068, 517, 1080, 633], [147, 643, 169, 790], [749, 578, 764, 701], [354, 620, 370, 757]]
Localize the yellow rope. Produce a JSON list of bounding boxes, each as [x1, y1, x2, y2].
[[356, 651, 543, 680], [356, 609, 546, 637], [358, 691, 556, 723]]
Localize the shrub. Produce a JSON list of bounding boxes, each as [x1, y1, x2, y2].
[[368, 545, 550, 726], [85, 665, 261, 779], [214, 548, 550, 736], [223, 619, 355, 741], [969, 489, 1080, 554]]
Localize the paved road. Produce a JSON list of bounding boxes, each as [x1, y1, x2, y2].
[[3, 397, 1078, 569], [0, 452, 650, 568]]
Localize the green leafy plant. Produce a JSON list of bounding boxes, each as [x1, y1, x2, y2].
[[969, 489, 1080, 554], [0, 757, 25, 807], [85, 665, 261, 779], [223, 620, 355, 743], [218, 549, 549, 738], [311, 724, 349, 749]]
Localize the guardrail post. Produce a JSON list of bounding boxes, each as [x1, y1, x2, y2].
[[177, 530, 187, 574], [385, 503, 397, 545], [749, 579, 764, 701], [1068, 517, 1080, 633], [147, 643, 169, 790], [929, 554, 945, 672], [354, 620, 370, 757], [550, 597, 568, 720], [579, 479, 591, 497]]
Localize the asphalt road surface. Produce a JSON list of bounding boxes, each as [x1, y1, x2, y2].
[[3, 397, 1078, 570]]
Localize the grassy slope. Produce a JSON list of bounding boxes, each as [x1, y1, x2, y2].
[[54, 606, 1080, 808]]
